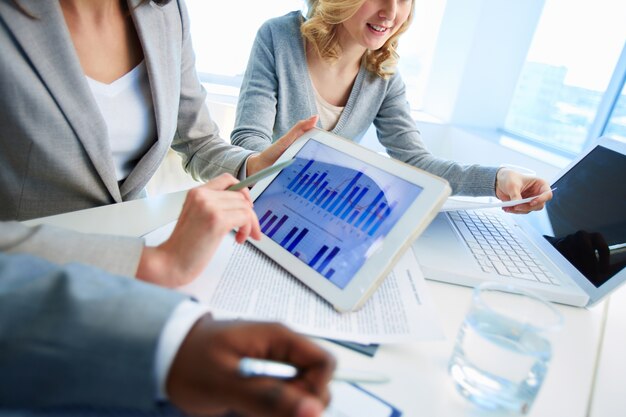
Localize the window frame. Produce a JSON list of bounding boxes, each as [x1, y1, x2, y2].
[[585, 43, 626, 148]]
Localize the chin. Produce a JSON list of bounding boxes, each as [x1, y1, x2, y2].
[[367, 42, 387, 50]]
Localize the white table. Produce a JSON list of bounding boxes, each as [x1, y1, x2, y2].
[[25, 191, 626, 417]]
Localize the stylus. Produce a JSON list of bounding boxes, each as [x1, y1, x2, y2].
[[238, 357, 390, 384], [227, 159, 295, 191]]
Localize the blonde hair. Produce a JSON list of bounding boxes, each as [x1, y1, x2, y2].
[[302, 0, 414, 79]]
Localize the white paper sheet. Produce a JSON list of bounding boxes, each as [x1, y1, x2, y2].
[[441, 195, 536, 211], [144, 222, 443, 344], [441, 188, 556, 212], [325, 381, 400, 417]]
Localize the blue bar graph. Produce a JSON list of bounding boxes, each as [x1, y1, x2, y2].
[[328, 172, 363, 212], [304, 172, 327, 199], [287, 228, 309, 252], [262, 215, 278, 234], [267, 215, 288, 238], [363, 203, 387, 232], [310, 180, 328, 202], [325, 269, 335, 279], [259, 210, 272, 226], [340, 187, 369, 220], [282, 159, 398, 237], [309, 245, 329, 268], [368, 202, 397, 236], [293, 174, 310, 193], [321, 191, 338, 209], [288, 159, 315, 189], [355, 191, 384, 228], [317, 246, 340, 274], [334, 186, 360, 216], [299, 173, 319, 196], [315, 188, 330, 204], [280, 227, 298, 247], [347, 210, 359, 224]]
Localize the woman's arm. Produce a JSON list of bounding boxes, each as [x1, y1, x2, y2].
[[230, 21, 280, 152], [170, 0, 255, 182], [374, 74, 499, 196], [0, 221, 144, 278]]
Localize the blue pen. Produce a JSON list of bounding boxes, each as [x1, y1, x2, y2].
[[227, 159, 294, 191]]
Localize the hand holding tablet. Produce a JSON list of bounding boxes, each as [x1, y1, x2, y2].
[[247, 129, 450, 312]]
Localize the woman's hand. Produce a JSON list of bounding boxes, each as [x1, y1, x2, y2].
[[246, 116, 318, 176], [495, 168, 553, 214], [136, 173, 261, 287]]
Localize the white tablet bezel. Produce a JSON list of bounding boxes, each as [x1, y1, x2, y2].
[[248, 129, 451, 312]]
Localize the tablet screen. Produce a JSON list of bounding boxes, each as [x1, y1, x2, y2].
[[253, 139, 424, 289]]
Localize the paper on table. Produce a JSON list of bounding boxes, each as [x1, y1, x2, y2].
[[441, 188, 555, 212], [441, 195, 536, 211], [144, 222, 444, 344], [325, 381, 401, 417]]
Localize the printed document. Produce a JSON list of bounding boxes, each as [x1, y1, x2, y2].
[[441, 189, 555, 212], [145, 222, 443, 344], [442, 195, 535, 211]]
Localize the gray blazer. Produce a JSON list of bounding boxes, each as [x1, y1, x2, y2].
[[0, 252, 187, 409], [0, 0, 254, 222]]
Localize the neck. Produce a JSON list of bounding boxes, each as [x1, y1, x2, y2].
[[333, 26, 367, 71], [59, 0, 124, 20]]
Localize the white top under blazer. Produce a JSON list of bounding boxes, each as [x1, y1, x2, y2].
[[86, 61, 157, 181]]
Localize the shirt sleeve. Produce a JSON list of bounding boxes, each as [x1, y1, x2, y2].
[[154, 299, 212, 400], [0, 253, 186, 409], [230, 21, 279, 152], [0, 221, 143, 278]]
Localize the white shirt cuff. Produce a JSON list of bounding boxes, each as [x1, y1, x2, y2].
[[238, 153, 259, 181], [154, 299, 211, 400]]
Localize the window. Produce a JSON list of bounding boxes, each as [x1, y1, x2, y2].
[[604, 83, 626, 142], [503, 0, 626, 155], [185, 0, 446, 109], [396, 0, 447, 109], [186, 0, 305, 87]]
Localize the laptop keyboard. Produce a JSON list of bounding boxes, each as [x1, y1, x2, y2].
[[449, 210, 559, 285]]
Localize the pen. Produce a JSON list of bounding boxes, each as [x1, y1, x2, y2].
[[238, 357, 390, 384], [227, 159, 295, 191]]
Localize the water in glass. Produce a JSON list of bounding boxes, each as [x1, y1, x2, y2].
[[449, 307, 552, 414]]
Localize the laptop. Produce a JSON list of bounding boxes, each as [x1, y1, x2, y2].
[[412, 136, 626, 307]]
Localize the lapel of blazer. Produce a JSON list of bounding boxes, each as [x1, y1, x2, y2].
[[0, 0, 122, 203], [121, 0, 179, 198]]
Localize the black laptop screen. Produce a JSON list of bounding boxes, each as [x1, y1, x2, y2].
[[525, 145, 626, 288]]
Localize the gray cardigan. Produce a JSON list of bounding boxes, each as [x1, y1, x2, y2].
[[231, 11, 499, 196]]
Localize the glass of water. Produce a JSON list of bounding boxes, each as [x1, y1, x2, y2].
[[448, 282, 563, 414]]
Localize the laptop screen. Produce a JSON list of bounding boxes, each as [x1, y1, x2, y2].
[[525, 145, 626, 288]]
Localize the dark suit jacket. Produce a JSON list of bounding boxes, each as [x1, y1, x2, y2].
[[0, 252, 186, 409]]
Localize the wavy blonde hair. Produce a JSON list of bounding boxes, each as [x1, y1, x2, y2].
[[302, 0, 414, 79]]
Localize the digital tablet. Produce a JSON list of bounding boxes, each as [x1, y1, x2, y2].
[[248, 129, 451, 312]]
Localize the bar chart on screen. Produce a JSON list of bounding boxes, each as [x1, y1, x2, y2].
[[252, 140, 423, 289]]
